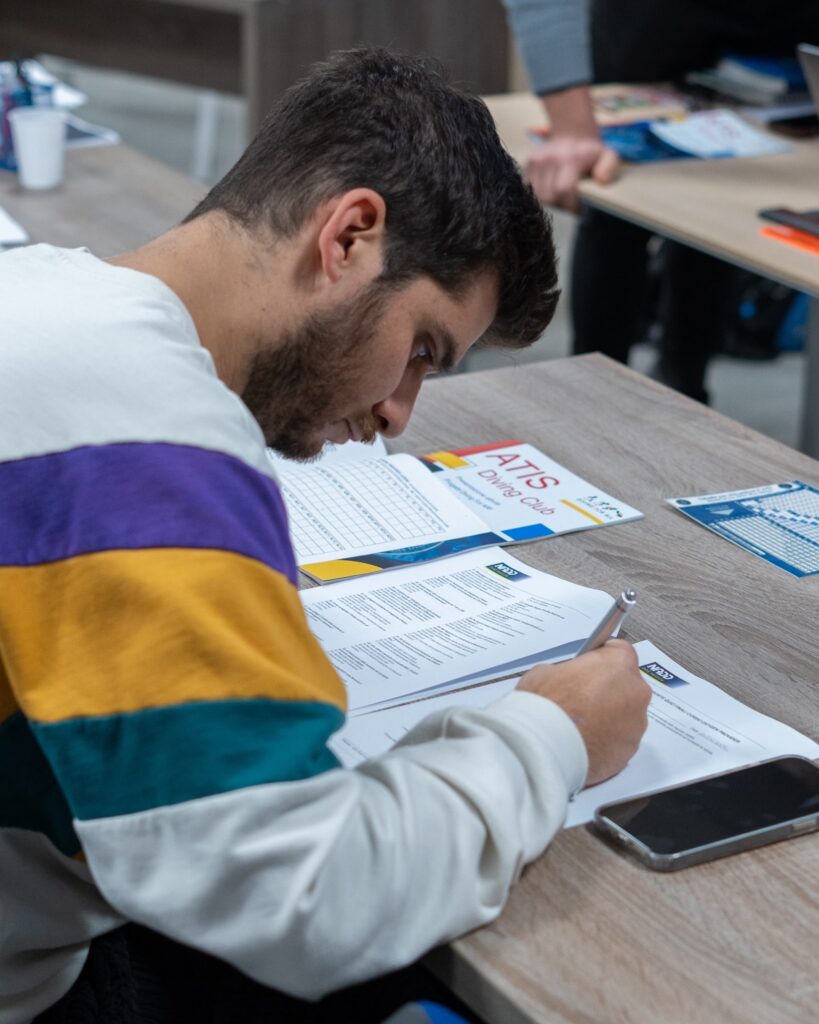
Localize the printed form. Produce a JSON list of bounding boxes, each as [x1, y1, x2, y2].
[[279, 454, 487, 564], [301, 546, 612, 712], [330, 640, 819, 828]]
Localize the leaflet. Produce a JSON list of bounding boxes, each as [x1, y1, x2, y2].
[[669, 480, 819, 577], [650, 109, 790, 158], [278, 439, 642, 582], [329, 641, 819, 829], [300, 546, 612, 712]]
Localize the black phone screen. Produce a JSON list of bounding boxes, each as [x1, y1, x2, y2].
[[599, 758, 819, 854]]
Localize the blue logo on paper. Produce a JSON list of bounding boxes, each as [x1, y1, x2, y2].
[[640, 661, 688, 687], [486, 562, 530, 581]]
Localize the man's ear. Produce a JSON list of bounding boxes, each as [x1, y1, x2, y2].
[[316, 188, 387, 289]]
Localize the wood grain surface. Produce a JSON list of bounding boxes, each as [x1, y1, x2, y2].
[[392, 355, 819, 1024], [578, 146, 819, 299], [0, 146, 205, 256]]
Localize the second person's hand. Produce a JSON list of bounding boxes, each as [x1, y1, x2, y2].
[[526, 135, 620, 213]]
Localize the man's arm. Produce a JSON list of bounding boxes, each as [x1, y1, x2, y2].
[[502, 0, 620, 209], [4, 418, 647, 998]]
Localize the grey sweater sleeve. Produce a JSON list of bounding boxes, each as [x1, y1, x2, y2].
[[502, 0, 592, 95]]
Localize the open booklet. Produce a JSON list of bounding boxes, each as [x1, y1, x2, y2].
[[328, 638, 819, 829], [273, 439, 642, 583], [300, 546, 614, 714]]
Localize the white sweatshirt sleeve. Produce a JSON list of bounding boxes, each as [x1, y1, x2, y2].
[[76, 691, 586, 998]]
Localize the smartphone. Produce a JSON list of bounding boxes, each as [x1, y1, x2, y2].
[[593, 756, 819, 871], [758, 207, 819, 238]]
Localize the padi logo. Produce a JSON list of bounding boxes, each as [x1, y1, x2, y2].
[[578, 495, 623, 519], [486, 562, 530, 581], [640, 661, 688, 687]]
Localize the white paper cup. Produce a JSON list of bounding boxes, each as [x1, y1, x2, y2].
[[8, 107, 67, 190]]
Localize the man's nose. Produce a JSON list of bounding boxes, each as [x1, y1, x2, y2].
[[372, 370, 424, 438]]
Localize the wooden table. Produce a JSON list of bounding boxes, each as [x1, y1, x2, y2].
[[484, 92, 819, 457], [0, 0, 510, 137], [392, 353, 819, 1024], [0, 144, 204, 255]]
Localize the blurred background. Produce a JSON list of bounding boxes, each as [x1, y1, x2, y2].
[[2, 0, 806, 446]]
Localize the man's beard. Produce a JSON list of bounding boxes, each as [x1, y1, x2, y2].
[[241, 285, 387, 460]]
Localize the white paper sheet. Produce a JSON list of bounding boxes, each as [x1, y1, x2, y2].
[[329, 678, 517, 765], [0, 206, 29, 246], [650, 109, 790, 158], [302, 547, 611, 712], [329, 640, 819, 830], [567, 641, 819, 825]]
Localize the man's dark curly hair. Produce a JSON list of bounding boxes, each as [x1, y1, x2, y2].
[[186, 47, 559, 349]]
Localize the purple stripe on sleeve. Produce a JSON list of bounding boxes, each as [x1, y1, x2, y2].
[[0, 443, 298, 585]]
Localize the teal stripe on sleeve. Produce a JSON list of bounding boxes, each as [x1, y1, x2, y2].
[[32, 698, 344, 821], [0, 713, 80, 857]]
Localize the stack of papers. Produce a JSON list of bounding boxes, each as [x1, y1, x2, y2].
[[275, 443, 818, 829], [301, 546, 613, 713], [329, 638, 819, 829]]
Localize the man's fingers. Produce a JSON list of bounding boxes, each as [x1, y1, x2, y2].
[[525, 138, 605, 209], [552, 165, 582, 213], [591, 146, 621, 184]]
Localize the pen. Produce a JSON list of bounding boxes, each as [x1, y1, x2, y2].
[[576, 589, 637, 656]]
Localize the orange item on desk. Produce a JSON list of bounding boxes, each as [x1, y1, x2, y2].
[[760, 224, 819, 256]]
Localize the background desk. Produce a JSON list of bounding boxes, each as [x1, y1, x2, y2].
[[0, 0, 510, 136], [394, 354, 819, 1024], [0, 145, 204, 254], [484, 93, 819, 457]]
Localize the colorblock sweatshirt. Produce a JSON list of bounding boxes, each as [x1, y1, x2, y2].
[[0, 245, 587, 1024]]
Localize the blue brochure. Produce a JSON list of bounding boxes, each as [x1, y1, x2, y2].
[[669, 481, 819, 577]]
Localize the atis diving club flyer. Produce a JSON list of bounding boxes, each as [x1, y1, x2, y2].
[[276, 439, 643, 583]]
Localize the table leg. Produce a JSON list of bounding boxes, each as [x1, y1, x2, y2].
[[800, 297, 819, 457]]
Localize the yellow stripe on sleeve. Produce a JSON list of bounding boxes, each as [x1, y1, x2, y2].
[[0, 548, 346, 724]]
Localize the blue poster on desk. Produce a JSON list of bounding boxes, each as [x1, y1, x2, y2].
[[669, 481, 819, 577]]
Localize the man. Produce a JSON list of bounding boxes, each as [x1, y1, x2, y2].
[[503, 0, 819, 401], [0, 49, 650, 1023]]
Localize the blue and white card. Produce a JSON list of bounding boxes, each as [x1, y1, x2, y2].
[[669, 481, 819, 577]]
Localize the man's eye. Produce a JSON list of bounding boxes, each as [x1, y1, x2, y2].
[[413, 345, 434, 366]]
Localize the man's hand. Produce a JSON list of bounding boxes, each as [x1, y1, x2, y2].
[[531, 84, 621, 212], [526, 137, 619, 212], [517, 640, 651, 786]]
